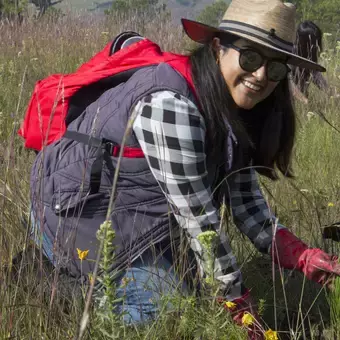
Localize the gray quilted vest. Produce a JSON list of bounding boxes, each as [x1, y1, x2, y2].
[[30, 63, 233, 280]]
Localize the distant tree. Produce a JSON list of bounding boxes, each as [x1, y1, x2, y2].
[[195, 0, 230, 27], [107, 0, 167, 17], [43, 5, 64, 21], [106, 0, 170, 33], [0, 0, 27, 21], [0, 0, 60, 21], [30, 0, 51, 18]]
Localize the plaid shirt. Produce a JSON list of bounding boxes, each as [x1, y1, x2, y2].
[[132, 90, 284, 300]]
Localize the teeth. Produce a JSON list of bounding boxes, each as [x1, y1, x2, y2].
[[243, 80, 261, 91]]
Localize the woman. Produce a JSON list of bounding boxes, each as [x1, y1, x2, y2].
[[30, 0, 340, 338], [290, 20, 329, 103]]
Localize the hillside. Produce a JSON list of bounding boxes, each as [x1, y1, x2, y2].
[[54, 0, 226, 21]]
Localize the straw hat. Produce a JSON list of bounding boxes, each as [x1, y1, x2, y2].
[[182, 0, 325, 72]]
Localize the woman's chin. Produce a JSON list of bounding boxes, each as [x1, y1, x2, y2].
[[233, 96, 257, 110]]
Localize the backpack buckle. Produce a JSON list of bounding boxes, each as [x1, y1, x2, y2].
[[104, 140, 119, 157]]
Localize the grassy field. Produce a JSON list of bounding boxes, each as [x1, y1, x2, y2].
[[0, 11, 340, 340]]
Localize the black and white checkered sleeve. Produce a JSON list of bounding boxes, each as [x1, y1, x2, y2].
[[132, 90, 245, 300], [227, 168, 286, 254]]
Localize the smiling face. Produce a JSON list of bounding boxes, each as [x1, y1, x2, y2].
[[214, 38, 288, 110]]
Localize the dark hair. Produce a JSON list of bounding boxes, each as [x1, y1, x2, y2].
[[294, 20, 323, 63], [190, 42, 295, 180]]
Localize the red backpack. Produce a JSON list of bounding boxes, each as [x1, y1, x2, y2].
[[18, 31, 196, 152]]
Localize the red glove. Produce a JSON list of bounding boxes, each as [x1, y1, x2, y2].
[[272, 228, 340, 287], [218, 290, 264, 340]]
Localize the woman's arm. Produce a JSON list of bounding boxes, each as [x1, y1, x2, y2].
[[227, 168, 340, 286], [132, 90, 245, 300], [226, 168, 285, 254]]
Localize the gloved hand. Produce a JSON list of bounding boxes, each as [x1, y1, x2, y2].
[[272, 228, 340, 287], [218, 290, 265, 340]]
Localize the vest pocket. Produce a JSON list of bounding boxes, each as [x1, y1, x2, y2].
[[51, 190, 109, 217]]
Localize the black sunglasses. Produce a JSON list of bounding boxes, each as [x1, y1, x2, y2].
[[228, 44, 290, 82]]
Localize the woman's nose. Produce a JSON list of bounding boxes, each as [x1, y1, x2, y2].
[[252, 64, 267, 82]]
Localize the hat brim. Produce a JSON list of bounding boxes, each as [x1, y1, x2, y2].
[[181, 18, 326, 72]]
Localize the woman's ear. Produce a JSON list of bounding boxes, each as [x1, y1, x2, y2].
[[212, 37, 227, 61], [212, 37, 224, 64], [212, 37, 221, 54]]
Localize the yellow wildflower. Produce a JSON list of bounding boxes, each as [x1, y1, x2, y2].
[[225, 301, 237, 310], [241, 312, 255, 326], [264, 329, 278, 340], [328, 202, 335, 207], [77, 248, 89, 261]]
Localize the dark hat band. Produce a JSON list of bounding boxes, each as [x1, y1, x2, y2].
[[219, 20, 294, 52]]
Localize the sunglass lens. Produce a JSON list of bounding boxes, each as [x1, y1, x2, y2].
[[239, 50, 263, 72], [267, 61, 288, 81]]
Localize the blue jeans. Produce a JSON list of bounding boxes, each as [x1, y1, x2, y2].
[[115, 248, 188, 324], [30, 208, 188, 324], [30, 209, 55, 263]]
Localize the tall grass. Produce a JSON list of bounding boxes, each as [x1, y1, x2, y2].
[[0, 12, 339, 340]]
